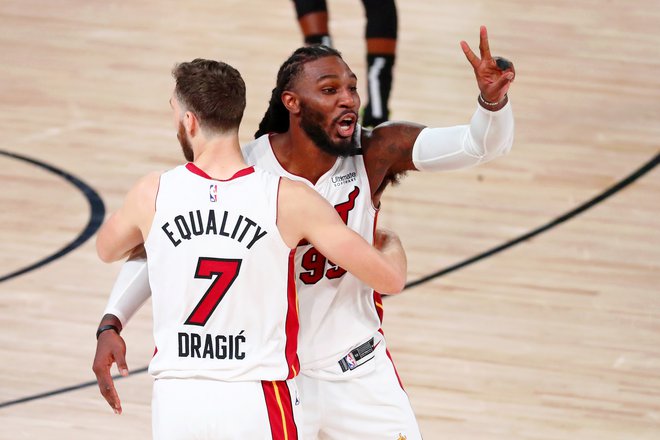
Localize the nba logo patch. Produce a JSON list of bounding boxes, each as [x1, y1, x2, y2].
[[346, 353, 357, 369], [209, 184, 218, 202]]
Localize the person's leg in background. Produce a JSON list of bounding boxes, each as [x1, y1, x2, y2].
[[360, 0, 397, 127], [292, 0, 333, 47], [291, 0, 397, 127]]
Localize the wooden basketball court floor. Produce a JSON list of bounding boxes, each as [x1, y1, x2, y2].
[[0, 0, 658, 438]]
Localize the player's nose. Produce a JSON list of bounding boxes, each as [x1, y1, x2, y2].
[[338, 88, 357, 108]]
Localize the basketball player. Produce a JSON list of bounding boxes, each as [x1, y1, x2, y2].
[[93, 27, 515, 439], [94, 58, 407, 439], [292, 0, 398, 127]]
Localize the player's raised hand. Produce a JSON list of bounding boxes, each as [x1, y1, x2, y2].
[[460, 26, 515, 105], [92, 330, 129, 414]]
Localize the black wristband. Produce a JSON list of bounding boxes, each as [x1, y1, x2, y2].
[[96, 324, 120, 340]]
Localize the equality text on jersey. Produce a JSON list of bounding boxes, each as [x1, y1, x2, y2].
[[161, 209, 268, 249]]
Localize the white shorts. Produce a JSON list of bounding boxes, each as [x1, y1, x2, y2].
[[152, 377, 303, 439], [297, 337, 422, 440]]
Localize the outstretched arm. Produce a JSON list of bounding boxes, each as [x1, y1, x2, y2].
[[278, 179, 407, 294], [93, 172, 158, 413], [363, 26, 515, 201]]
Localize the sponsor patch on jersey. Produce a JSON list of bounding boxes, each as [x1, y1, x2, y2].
[[338, 337, 375, 372], [331, 171, 357, 187], [209, 184, 218, 202]]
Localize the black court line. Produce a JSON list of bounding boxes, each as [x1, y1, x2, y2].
[[0, 150, 106, 283], [0, 151, 657, 410], [0, 367, 149, 409], [405, 151, 659, 289]]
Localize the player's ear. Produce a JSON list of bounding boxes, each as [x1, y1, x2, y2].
[[184, 111, 198, 136], [281, 91, 301, 115]]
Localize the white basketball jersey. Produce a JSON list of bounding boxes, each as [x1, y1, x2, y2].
[[144, 164, 300, 381], [243, 132, 382, 371]]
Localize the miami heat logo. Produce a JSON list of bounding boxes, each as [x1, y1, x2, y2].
[[397, 434, 407, 440]]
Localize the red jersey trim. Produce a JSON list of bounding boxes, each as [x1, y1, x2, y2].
[[371, 209, 384, 324], [185, 162, 255, 181], [284, 249, 300, 378], [373, 291, 384, 324], [385, 349, 406, 391]]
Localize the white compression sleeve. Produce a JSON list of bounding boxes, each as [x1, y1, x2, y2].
[[412, 101, 514, 171], [102, 257, 151, 327]]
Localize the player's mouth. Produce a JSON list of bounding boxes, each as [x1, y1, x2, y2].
[[334, 112, 357, 138]]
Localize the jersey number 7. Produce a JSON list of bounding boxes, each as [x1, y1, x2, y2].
[[184, 257, 242, 326]]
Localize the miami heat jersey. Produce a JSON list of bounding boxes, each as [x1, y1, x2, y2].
[[243, 132, 381, 372], [144, 163, 299, 381]]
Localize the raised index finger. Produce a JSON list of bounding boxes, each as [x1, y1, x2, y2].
[[479, 25, 492, 60]]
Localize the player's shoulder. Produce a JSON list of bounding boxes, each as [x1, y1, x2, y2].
[[276, 178, 326, 234], [361, 121, 425, 151], [130, 170, 162, 201], [278, 175, 309, 193], [133, 170, 162, 193], [278, 177, 319, 206]]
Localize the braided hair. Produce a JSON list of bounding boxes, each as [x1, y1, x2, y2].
[[255, 45, 343, 138]]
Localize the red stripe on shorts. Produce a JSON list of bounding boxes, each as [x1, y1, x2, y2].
[[261, 380, 298, 440]]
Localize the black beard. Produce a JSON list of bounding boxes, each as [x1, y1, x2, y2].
[[299, 102, 359, 158], [177, 121, 194, 162]]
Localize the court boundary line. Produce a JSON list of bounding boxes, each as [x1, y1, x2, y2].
[[0, 150, 106, 283], [0, 150, 657, 409], [406, 151, 660, 288]]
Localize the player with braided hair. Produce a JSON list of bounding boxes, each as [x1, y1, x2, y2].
[[94, 57, 407, 439], [94, 27, 515, 439], [255, 45, 342, 139], [291, 0, 397, 127]]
